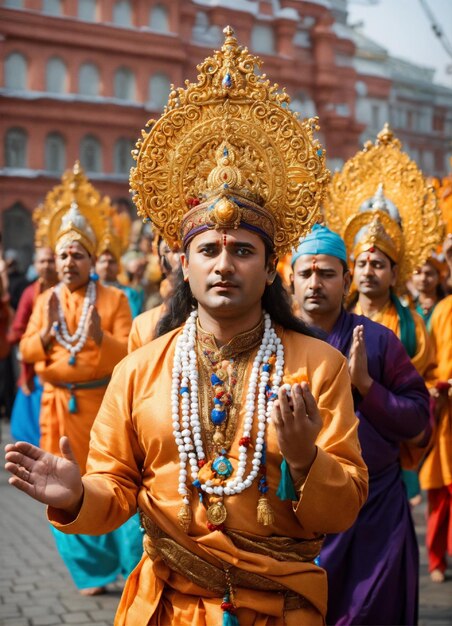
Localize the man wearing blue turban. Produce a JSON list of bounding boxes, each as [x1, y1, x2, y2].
[[291, 223, 431, 626]]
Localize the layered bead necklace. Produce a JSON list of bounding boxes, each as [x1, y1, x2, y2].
[[53, 280, 97, 365], [172, 310, 284, 532]]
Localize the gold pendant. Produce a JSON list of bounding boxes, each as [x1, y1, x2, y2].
[[213, 428, 226, 446], [206, 501, 227, 525]]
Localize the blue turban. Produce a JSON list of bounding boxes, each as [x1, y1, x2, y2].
[[291, 223, 347, 267]]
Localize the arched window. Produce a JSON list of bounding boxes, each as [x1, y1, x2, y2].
[[80, 135, 102, 173], [192, 11, 221, 45], [148, 72, 171, 110], [114, 138, 134, 175], [45, 132, 66, 172], [4, 0, 24, 8], [149, 4, 169, 32], [78, 0, 97, 21], [4, 52, 27, 91], [42, 0, 62, 15], [1, 203, 34, 273], [114, 67, 135, 100], [78, 63, 100, 96], [46, 57, 67, 93], [250, 24, 275, 54], [113, 0, 132, 27], [4, 127, 27, 168]]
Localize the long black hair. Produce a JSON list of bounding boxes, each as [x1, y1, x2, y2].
[[155, 266, 319, 339]]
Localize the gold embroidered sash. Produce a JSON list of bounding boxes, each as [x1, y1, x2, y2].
[[140, 512, 324, 610]]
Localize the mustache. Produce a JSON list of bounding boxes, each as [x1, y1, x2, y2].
[[304, 288, 324, 298], [359, 275, 378, 284], [208, 280, 240, 289]]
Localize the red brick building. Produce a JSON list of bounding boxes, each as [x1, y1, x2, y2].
[[1, 0, 450, 264]]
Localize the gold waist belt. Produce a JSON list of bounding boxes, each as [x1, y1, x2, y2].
[[140, 512, 324, 611]]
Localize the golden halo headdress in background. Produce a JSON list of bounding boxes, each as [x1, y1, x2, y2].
[[34, 161, 110, 257], [130, 26, 329, 257], [429, 157, 452, 237], [97, 205, 130, 263], [322, 123, 444, 287]]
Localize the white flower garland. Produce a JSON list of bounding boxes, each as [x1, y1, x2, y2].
[[171, 311, 284, 507], [53, 280, 97, 362]]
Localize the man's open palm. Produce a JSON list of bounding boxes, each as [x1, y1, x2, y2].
[[4, 437, 84, 514]]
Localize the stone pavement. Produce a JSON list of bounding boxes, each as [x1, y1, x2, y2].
[[1, 420, 451, 626]]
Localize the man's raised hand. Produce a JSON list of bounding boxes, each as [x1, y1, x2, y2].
[[272, 382, 322, 485], [4, 437, 84, 517]]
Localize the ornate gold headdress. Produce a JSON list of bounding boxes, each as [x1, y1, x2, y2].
[[322, 123, 444, 287], [429, 157, 452, 237], [97, 205, 130, 262], [34, 161, 110, 257], [130, 26, 329, 257]]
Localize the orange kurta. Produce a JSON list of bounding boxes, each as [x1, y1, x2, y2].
[[49, 326, 368, 625], [20, 282, 131, 472], [354, 300, 435, 378], [127, 303, 164, 353], [420, 295, 452, 490]]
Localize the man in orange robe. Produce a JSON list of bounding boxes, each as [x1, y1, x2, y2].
[[18, 193, 142, 595], [5, 29, 367, 625], [419, 295, 452, 582]]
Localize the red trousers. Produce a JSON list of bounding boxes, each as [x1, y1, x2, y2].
[[426, 484, 452, 573]]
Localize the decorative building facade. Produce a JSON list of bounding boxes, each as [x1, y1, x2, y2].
[[1, 0, 451, 264]]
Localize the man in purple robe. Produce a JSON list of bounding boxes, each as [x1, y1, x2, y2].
[[291, 224, 431, 625]]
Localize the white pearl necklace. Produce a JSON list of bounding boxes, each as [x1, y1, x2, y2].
[[171, 311, 284, 508], [53, 280, 97, 364]]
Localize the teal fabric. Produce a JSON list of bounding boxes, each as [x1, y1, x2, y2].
[[276, 457, 298, 501], [50, 513, 143, 589], [68, 393, 78, 414], [415, 302, 436, 332], [391, 293, 417, 358], [223, 612, 240, 626], [292, 223, 347, 267], [401, 469, 421, 499]]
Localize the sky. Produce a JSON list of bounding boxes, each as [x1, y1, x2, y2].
[[347, 0, 452, 87]]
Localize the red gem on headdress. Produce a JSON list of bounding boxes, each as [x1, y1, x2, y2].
[[369, 246, 375, 253], [187, 197, 200, 208]]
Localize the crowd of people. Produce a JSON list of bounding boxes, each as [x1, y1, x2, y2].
[[2, 26, 451, 626]]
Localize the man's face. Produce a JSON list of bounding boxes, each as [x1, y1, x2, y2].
[[35, 247, 57, 284], [96, 251, 118, 283], [292, 254, 350, 317], [180, 228, 275, 319], [412, 262, 439, 295], [158, 239, 180, 276], [353, 248, 397, 299], [55, 241, 92, 292]]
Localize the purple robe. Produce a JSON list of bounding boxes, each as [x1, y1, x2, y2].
[[320, 309, 430, 625]]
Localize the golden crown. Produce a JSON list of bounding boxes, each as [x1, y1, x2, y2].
[[129, 26, 329, 257], [34, 162, 111, 257], [429, 157, 452, 236], [323, 124, 444, 286]]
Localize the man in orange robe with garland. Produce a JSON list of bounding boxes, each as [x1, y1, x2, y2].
[[18, 164, 143, 595], [6, 29, 367, 625]]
